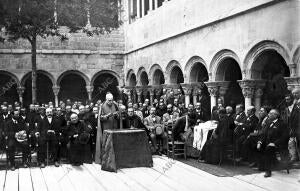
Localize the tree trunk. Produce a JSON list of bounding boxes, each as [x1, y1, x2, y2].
[[31, 36, 37, 104]]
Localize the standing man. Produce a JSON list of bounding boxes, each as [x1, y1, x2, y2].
[[100, 92, 119, 131], [289, 88, 300, 161], [87, 106, 99, 160]]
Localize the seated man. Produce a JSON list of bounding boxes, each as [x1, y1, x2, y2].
[[235, 106, 259, 161], [162, 104, 180, 125], [242, 106, 271, 167], [144, 107, 167, 154], [5, 110, 30, 170], [257, 109, 289, 177], [173, 104, 197, 141]]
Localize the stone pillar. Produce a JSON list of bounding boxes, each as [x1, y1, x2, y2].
[[86, 85, 94, 102], [192, 86, 199, 105], [206, 83, 219, 112], [289, 64, 297, 77], [136, 87, 143, 103], [253, 80, 266, 116], [137, 0, 141, 18], [238, 80, 256, 110], [141, 0, 145, 17], [181, 84, 193, 108], [254, 88, 263, 116], [149, 88, 155, 106], [52, 86, 60, 107], [17, 86, 25, 106]]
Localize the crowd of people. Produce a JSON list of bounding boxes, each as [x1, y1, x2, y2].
[[0, 87, 299, 178]]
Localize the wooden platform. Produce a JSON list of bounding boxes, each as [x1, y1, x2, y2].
[[0, 156, 299, 191]]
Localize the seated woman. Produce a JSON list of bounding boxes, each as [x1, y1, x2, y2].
[[200, 108, 234, 164]]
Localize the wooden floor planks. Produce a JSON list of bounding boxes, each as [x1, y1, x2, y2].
[[0, 156, 299, 191]]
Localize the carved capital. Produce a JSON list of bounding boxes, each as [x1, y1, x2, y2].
[[207, 86, 219, 97], [86, 85, 94, 94], [17, 86, 25, 96], [52, 86, 60, 96]]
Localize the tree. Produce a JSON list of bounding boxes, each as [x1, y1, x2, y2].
[[0, 0, 121, 104]]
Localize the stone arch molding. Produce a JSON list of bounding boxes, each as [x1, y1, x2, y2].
[[149, 64, 164, 85], [210, 49, 241, 81], [243, 40, 292, 79], [184, 56, 208, 83], [56, 70, 90, 87], [126, 69, 137, 86], [0, 70, 21, 87], [21, 70, 56, 87], [91, 70, 122, 87], [136, 67, 149, 86], [165, 60, 182, 84]]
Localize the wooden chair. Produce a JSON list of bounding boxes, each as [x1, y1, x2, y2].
[[166, 122, 186, 160]]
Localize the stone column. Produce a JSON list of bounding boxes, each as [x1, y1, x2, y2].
[[206, 83, 219, 112], [192, 86, 199, 105], [137, 0, 141, 18], [253, 80, 266, 116], [136, 87, 143, 103], [254, 88, 263, 116], [238, 80, 256, 110], [181, 84, 193, 108], [86, 85, 94, 102], [149, 88, 155, 106], [289, 64, 297, 77], [17, 86, 25, 106], [52, 86, 60, 107], [141, 0, 145, 17]]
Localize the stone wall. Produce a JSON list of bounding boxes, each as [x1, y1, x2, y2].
[[124, 0, 300, 82]]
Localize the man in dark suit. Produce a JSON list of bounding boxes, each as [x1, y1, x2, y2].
[[242, 106, 271, 167], [236, 106, 259, 161], [87, 106, 99, 160], [36, 108, 60, 167], [0, 106, 11, 152], [289, 88, 300, 161], [257, 109, 289, 177], [4, 110, 30, 170]]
